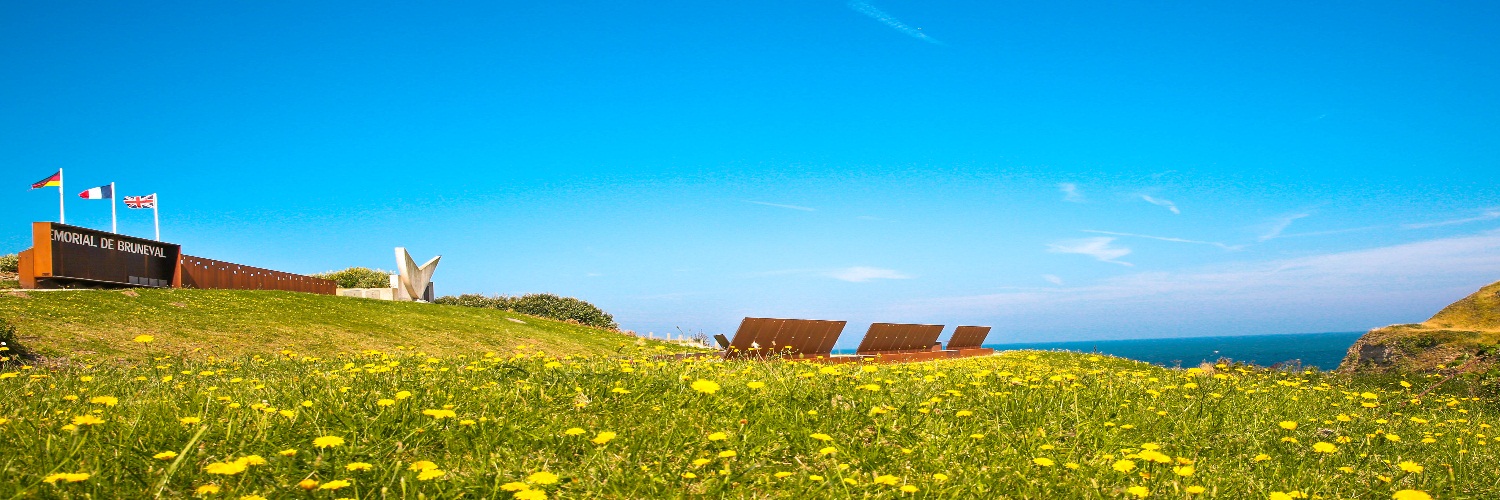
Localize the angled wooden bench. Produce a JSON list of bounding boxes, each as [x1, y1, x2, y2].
[[944, 326, 994, 358], [723, 317, 855, 362], [855, 323, 947, 363]]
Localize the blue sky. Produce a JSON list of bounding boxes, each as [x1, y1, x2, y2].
[[4, 1, 1499, 345]]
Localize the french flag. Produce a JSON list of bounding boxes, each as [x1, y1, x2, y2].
[[79, 184, 113, 200]]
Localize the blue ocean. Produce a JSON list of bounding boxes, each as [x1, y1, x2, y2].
[[984, 332, 1365, 371]]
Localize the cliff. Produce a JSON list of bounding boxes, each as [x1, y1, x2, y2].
[[1340, 280, 1500, 373]]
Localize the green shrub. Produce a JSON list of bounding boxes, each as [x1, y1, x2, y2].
[[436, 293, 618, 330], [312, 267, 393, 289], [0, 254, 17, 274]]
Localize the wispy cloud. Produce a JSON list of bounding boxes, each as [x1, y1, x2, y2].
[[1258, 213, 1311, 242], [1048, 237, 1133, 266], [1082, 230, 1244, 251], [1140, 195, 1180, 214], [1058, 183, 1084, 203], [847, 1, 941, 44], [1042, 274, 1065, 285], [906, 230, 1500, 331], [746, 200, 816, 212], [825, 266, 913, 283], [1403, 209, 1500, 229]]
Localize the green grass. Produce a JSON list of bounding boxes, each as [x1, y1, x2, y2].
[[0, 349, 1490, 498], [0, 289, 680, 361]]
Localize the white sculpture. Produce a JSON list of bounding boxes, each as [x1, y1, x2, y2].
[[394, 247, 441, 302]]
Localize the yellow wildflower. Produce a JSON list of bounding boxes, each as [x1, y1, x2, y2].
[[422, 409, 457, 419], [718, 450, 737, 458], [1312, 442, 1337, 453], [1112, 459, 1137, 473], [1173, 465, 1194, 476], [417, 469, 446, 481], [515, 490, 547, 500], [204, 462, 247, 475], [320, 479, 351, 490], [72, 415, 105, 426], [346, 462, 374, 472], [1392, 491, 1433, 500], [313, 436, 345, 448], [154, 451, 178, 460], [88, 396, 118, 407], [1186, 486, 1206, 494], [501, 481, 529, 491], [592, 431, 617, 445], [408, 461, 439, 472], [819, 446, 837, 456], [564, 428, 585, 436], [1127, 486, 1150, 498], [42, 472, 90, 484], [708, 432, 728, 441], [810, 433, 834, 442], [747, 381, 766, 389], [278, 449, 297, 457], [1278, 421, 1298, 430], [1033, 457, 1055, 467], [526, 471, 559, 484], [690, 379, 721, 394], [297, 479, 319, 490], [133, 335, 154, 344], [195, 484, 220, 495], [179, 417, 201, 425], [1397, 461, 1423, 473]]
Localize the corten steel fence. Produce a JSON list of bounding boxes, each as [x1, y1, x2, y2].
[[946, 326, 993, 349], [725, 318, 846, 359], [178, 255, 336, 295]]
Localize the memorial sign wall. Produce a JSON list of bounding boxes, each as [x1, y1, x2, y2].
[[25, 222, 180, 288]]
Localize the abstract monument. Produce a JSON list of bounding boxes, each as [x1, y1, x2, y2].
[[393, 247, 441, 302]]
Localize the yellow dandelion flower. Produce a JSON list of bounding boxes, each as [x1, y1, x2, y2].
[[969, 433, 985, 439], [1253, 454, 1272, 462], [718, 450, 737, 458], [901, 485, 919, 493], [810, 433, 834, 442], [204, 462, 247, 475], [278, 449, 297, 457], [690, 379, 721, 394], [682, 472, 698, 479], [1139, 443, 1160, 450], [42, 472, 90, 484], [179, 416, 201, 425], [1065, 462, 1080, 469], [195, 484, 220, 495], [417, 469, 446, 481], [526, 471, 559, 485], [1338, 466, 1355, 473], [133, 335, 154, 344], [1279, 421, 1298, 430], [1033, 457, 1055, 467], [346, 462, 374, 472], [1392, 490, 1433, 500], [408, 461, 439, 472], [1186, 486, 1206, 494], [1270, 493, 1293, 500], [1312, 442, 1337, 453], [693, 458, 712, 466], [501, 481, 530, 491], [515, 490, 547, 500], [377, 399, 395, 406], [1397, 461, 1423, 473], [394, 390, 413, 399], [1384, 434, 1402, 442], [154, 451, 178, 460], [774, 472, 793, 478], [313, 436, 345, 448], [1173, 465, 1195, 477], [71, 415, 105, 426], [319, 479, 351, 490], [88, 396, 118, 407], [592, 431, 617, 445], [747, 381, 766, 389], [818, 446, 837, 456], [1126, 485, 1150, 498], [239, 495, 267, 500], [297, 479, 319, 490], [1112, 460, 1137, 473], [708, 432, 728, 441], [873, 475, 899, 486], [422, 409, 457, 419], [809, 475, 825, 481]]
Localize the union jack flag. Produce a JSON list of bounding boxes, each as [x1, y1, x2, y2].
[[124, 193, 156, 209]]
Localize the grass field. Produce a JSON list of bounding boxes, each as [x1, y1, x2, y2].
[[0, 348, 1488, 499], [0, 289, 678, 361]]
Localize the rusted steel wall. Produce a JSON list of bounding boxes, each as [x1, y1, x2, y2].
[[178, 255, 336, 295], [726, 317, 847, 358], [947, 326, 993, 349], [855, 323, 944, 355]]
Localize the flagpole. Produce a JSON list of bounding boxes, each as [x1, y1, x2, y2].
[[58, 168, 65, 224], [153, 193, 160, 241], [110, 182, 117, 234]]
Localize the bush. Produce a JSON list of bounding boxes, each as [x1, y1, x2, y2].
[[0, 254, 17, 274], [312, 267, 393, 289], [436, 293, 618, 330]]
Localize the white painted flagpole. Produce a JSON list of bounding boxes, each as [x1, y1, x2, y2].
[[110, 182, 117, 233], [58, 168, 65, 224], [153, 193, 160, 241]]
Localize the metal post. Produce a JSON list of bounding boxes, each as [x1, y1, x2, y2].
[[58, 168, 65, 224], [153, 193, 160, 241], [110, 182, 117, 233]]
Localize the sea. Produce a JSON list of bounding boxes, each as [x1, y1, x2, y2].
[[832, 331, 1365, 371], [985, 332, 1365, 371]]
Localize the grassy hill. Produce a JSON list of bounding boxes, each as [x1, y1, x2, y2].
[[0, 289, 682, 361], [1341, 280, 1500, 373]]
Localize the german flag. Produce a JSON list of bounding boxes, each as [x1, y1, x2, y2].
[[31, 171, 61, 189]]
